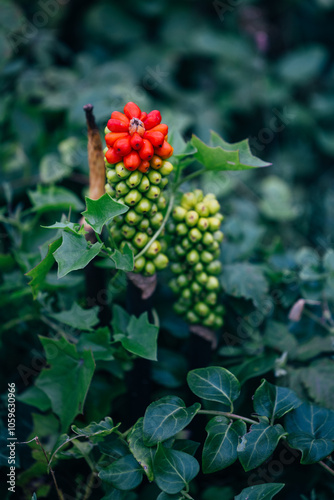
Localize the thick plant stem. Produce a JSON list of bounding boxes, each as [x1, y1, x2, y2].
[[198, 409, 258, 425], [83, 104, 105, 201]]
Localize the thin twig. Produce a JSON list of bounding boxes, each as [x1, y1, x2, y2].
[[83, 472, 98, 500], [319, 460, 334, 477], [198, 409, 258, 425]]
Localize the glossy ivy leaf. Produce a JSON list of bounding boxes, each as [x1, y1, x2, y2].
[[26, 238, 62, 298], [16, 386, 51, 412], [72, 417, 119, 438], [235, 483, 285, 500], [99, 454, 143, 490], [109, 244, 134, 272], [82, 194, 128, 234], [77, 327, 115, 361], [143, 396, 201, 446], [202, 416, 246, 473], [191, 131, 270, 171], [98, 433, 130, 459], [237, 423, 287, 471], [53, 232, 103, 278], [28, 185, 84, 212], [221, 263, 269, 307], [173, 439, 200, 456], [253, 380, 301, 421], [229, 354, 278, 385], [284, 403, 334, 464], [156, 493, 183, 500], [42, 220, 87, 235], [114, 312, 159, 361], [127, 418, 155, 481], [153, 443, 200, 494], [187, 366, 240, 410], [35, 336, 95, 432], [47, 302, 99, 331]]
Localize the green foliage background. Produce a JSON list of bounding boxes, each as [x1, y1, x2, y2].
[[1, 0, 334, 498]]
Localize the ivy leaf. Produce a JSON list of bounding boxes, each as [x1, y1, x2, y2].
[[191, 132, 270, 171], [153, 443, 199, 494], [229, 354, 278, 385], [35, 336, 95, 432], [77, 327, 115, 361], [127, 418, 155, 481], [235, 483, 285, 500], [16, 386, 51, 412], [221, 263, 269, 307], [42, 221, 87, 235], [26, 238, 62, 298], [47, 302, 99, 331], [28, 185, 84, 212], [187, 366, 240, 410], [173, 440, 200, 456], [82, 194, 128, 234], [109, 245, 134, 272], [253, 380, 302, 421], [202, 417, 246, 473], [237, 423, 287, 471], [114, 312, 159, 361], [143, 396, 201, 446], [99, 454, 143, 490], [157, 493, 183, 500], [53, 232, 103, 278], [285, 403, 334, 464], [71, 417, 120, 438]]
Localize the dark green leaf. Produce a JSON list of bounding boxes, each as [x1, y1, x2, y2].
[[99, 454, 143, 490], [53, 232, 103, 278], [77, 327, 115, 361], [28, 185, 84, 212], [187, 366, 240, 410], [235, 483, 285, 500], [47, 302, 99, 331], [173, 440, 200, 456], [127, 418, 155, 481], [153, 443, 199, 494], [42, 221, 86, 235], [285, 403, 334, 464], [143, 396, 201, 446], [111, 304, 130, 335], [229, 354, 278, 385], [17, 386, 51, 412], [202, 417, 246, 473], [191, 132, 270, 171], [82, 194, 128, 234], [237, 423, 287, 471], [114, 312, 159, 361], [260, 176, 299, 221], [35, 336, 95, 431], [152, 348, 188, 388], [71, 417, 119, 437], [156, 493, 183, 500], [221, 263, 269, 307], [253, 380, 301, 421], [109, 244, 134, 272], [26, 238, 62, 298]]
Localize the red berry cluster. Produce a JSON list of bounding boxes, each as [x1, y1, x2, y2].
[[104, 102, 174, 172]]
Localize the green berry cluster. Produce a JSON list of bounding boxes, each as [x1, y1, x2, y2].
[[166, 190, 224, 329], [105, 160, 173, 275]]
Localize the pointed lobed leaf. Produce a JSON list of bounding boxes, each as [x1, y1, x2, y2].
[[77, 327, 115, 361], [47, 302, 99, 331], [109, 244, 134, 272], [284, 403, 334, 464], [221, 263, 268, 307], [153, 443, 200, 494], [203, 417, 247, 474], [82, 194, 129, 234], [237, 423, 287, 472], [114, 312, 159, 361], [28, 185, 84, 212], [127, 418, 155, 481], [191, 132, 270, 172], [17, 386, 51, 412], [99, 454, 143, 490], [53, 231, 103, 278], [71, 417, 120, 438], [143, 396, 201, 446], [253, 379, 302, 421], [26, 238, 62, 298], [235, 483, 285, 500], [187, 366, 240, 410], [42, 221, 87, 235], [35, 336, 95, 432]]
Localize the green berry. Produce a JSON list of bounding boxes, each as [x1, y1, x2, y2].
[[207, 241, 220, 252], [138, 218, 150, 231], [205, 292, 217, 305], [185, 210, 199, 227], [195, 202, 210, 217], [171, 262, 183, 274], [207, 199, 220, 215], [105, 184, 115, 196], [186, 311, 200, 324], [157, 195, 167, 211], [151, 212, 164, 229], [175, 244, 186, 257], [120, 241, 136, 254], [113, 215, 124, 225], [166, 222, 176, 234], [177, 275, 188, 288], [107, 169, 118, 183], [203, 313, 216, 327], [186, 249, 200, 266], [146, 240, 161, 258], [176, 223, 188, 236], [115, 162, 131, 179], [110, 227, 122, 243], [214, 316, 224, 329], [201, 250, 214, 264], [189, 228, 202, 243], [197, 217, 209, 232], [126, 171, 143, 188], [116, 181, 130, 197], [181, 288, 192, 300], [181, 192, 197, 210], [202, 232, 214, 246], [135, 198, 152, 215], [169, 279, 179, 294], [154, 253, 169, 270], [124, 190, 142, 206], [145, 261, 156, 276], [149, 203, 158, 216], [206, 276, 219, 290], [146, 186, 161, 200], [121, 224, 136, 240], [138, 176, 150, 192], [206, 260, 222, 275], [160, 161, 173, 176], [133, 232, 149, 249], [172, 206, 187, 222], [125, 210, 143, 226], [134, 256, 146, 273], [148, 170, 162, 184], [213, 231, 224, 243], [194, 262, 204, 273], [181, 237, 192, 250], [160, 177, 169, 188], [208, 217, 221, 231], [191, 282, 202, 294], [194, 302, 210, 318], [174, 302, 188, 315], [196, 272, 208, 285]]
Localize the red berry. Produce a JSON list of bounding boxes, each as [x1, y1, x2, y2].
[[107, 119, 129, 133], [105, 147, 122, 164], [124, 102, 141, 120], [111, 111, 129, 124], [140, 111, 147, 121], [139, 139, 154, 160], [149, 124, 168, 136], [155, 140, 173, 159], [130, 132, 143, 150], [143, 110, 161, 130], [144, 130, 165, 148], [124, 151, 141, 170], [114, 136, 132, 156], [138, 160, 150, 173], [105, 132, 128, 147]]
